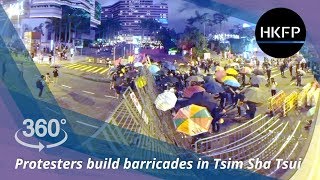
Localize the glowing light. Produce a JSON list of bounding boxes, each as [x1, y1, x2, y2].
[[243, 23, 250, 28], [5, 1, 24, 18]]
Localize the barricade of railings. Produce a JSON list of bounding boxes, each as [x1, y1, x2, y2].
[[207, 117, 283, 160], [242, 121, 291, 168], [283, 91, 298, 117], [136, 67, 189, 148], [268, 90, 286, 115], [267, 121, 302, 177], [194, 114, 268, 153], [201, 115, 280, 155], [297, 83, 312, 107]]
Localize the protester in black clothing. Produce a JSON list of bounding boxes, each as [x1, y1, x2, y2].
[[36, 75, 45, 97]]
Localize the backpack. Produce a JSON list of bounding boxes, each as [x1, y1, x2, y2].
[[36, 79, 42, 88]]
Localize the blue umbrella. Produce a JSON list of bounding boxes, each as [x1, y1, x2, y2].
[[224, 79, 241, 88], [163, 62, 176, 71], [204, 80, 225, 94], [149, 65, 160, 74]]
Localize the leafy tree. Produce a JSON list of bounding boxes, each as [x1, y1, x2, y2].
[[139, 18, 161, 38], [187, 11, 210, 36], [97, 18, 122, 39], [155, 28, 178, 50], [212, 13, 228, 32], [179, 26, 208, 58]]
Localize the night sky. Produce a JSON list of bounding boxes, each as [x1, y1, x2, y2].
[[97, 0, 251, 32]]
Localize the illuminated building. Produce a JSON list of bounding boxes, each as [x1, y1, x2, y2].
[[1, 0, 101, 41], [102, 0, 168, 36]]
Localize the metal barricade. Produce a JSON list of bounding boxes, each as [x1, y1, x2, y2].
[[297, 83, 312, 107], [268, 90, 286, 115], [283, 91, 298, 117], [194, 114, 268, 153]]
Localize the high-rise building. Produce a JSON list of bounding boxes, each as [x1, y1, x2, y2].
[[102, 0, 168, 36], [1, 0, 101, 41]]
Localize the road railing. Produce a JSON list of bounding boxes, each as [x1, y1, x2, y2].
[[268, 90, 286, 115], [194, 114, 268, 153], [283, 91, 298, 117]]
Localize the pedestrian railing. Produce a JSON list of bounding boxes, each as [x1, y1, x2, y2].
[[268, 90, 286, 115], [267, 121, 303, 177], [194, 114, 269, 153], [297, 83, 312, 107], [207, 117, 283, 160], [283, 91, 298, 117]]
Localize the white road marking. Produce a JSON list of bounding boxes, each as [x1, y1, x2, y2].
[[82, 90, 95, 95], [271, 70, 288, 78], [104, 95, 118, 99], [290, 81, 296, 85], [46, 107, 60, 114], [61, 84, 72, 89], [76, 121, 99, 129]]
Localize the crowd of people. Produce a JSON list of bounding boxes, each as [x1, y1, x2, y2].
[[122, 54, 314, 134]]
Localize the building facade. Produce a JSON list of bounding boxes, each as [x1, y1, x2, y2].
[[102, 0, 168, 36], [1, 0, 101, 41]]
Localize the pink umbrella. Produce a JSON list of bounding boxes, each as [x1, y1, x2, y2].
[[183, 86, 205, 98], [215, 70, 226, 82]]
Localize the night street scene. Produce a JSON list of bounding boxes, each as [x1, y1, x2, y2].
[[1, 0, 320, 179]]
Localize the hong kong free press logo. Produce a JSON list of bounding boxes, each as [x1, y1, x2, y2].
[[255, 8, 306, 58]]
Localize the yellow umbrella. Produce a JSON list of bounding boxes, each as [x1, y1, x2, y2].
[[173, 104, 213, 136], [222, 76, 237, 82], [226, 68, 238, 76]]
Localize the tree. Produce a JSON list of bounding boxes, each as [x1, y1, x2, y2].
[[212, 13, 228, 32], [60, 6, 91, 43], [139, 19, 161, 38], [187, 11, 210, 36], [45, 18, 61, 41], [155, 28, 178, 51], [179, 26, 208, 58], [97, 18, 122, 39]]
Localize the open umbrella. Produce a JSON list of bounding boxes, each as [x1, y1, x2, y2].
[[215, 69, 226, 81], [187, 76, 204, 82], [160, 76, 179, 85], [203, 74, 214, 82], [224, 79, 241, 88], [188, 91, 218, 112], [173, 104, 213, 136], [134, 62, 143, 67], [243, 87, 266, 104], [155, 90, 177, 111], [226, 68, 238, 76], [253, 68, 264, 75], [222, 76, 237, 82], [183, 85, 205, 98], [163, 62, 176, 71], [250, 75, 266, 85], [149, 65, 160, 74], [204, 80, 225, 94]]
